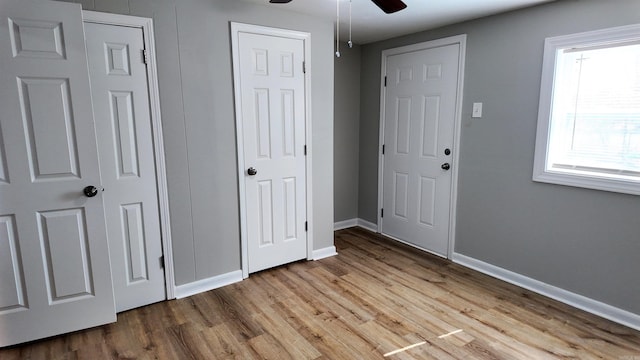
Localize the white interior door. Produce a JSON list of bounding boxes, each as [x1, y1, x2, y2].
[[381, 43, 460, 256], [236, 30, 307, 273], [0, 0, 116, 346], [84, 21, 166, 313]]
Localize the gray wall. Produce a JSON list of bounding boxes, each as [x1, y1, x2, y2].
[[63, 0, 334, 286], [358, 0, 640, 314], [334, 45, 361, 222]]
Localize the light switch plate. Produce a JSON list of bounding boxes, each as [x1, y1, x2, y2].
[[472, 102, 483, 118]]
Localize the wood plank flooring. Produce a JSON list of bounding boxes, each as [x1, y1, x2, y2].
[[3, 227, 640, 359]]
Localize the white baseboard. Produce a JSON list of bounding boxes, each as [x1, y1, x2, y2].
[[452, 252, 640, 332], [334, 219, 358, 230], [356, 218, 378, 232], [312, 246, 338, 260], [334, 218, 378, 232], [174, 270, 243, 299]]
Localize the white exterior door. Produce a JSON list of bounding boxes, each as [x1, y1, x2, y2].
[[235, 29, 308, 273], [84, 22, 165, 312], [0, 0, 116, 346], [381, 43, 460, 256]]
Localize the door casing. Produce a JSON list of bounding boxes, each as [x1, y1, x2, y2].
[[377, 35, 467, 259], [230, 22, 313, 279], [82, 11, 175, 299]]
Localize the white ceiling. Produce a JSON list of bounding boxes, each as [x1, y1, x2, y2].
[[239, 0, 554, 44]]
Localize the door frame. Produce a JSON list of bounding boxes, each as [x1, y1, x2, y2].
[[82, 11, 176, 299], [230, 22, 313, 279], [377, 35, 467, 259]]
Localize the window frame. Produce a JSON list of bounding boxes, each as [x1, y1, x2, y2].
[[533, 24, 640, 195]]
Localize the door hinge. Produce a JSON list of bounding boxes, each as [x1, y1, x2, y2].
[[142, 49, 149, 65], [304, 145, 307, 156], [382, 144, 385, 155], [384, 76, 387, 87], [381, 208, 384, 218], [159, 255, 165, 269], [305, 221, 308, 232], [303, 61, 306, 74]]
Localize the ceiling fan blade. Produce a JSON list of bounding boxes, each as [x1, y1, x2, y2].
[[269, 0, 292, 3], [371, 0, 407, 14]]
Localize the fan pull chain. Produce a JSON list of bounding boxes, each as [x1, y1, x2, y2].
[[348, 0, 353, 48], [336, 0, 341, 57]]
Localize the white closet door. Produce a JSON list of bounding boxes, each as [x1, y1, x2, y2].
[[0, 0, 115, 347], [84, 21, 166, 313], [237, 31, 308, 273]]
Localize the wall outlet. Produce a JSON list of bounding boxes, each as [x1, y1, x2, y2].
[[472, 102, 483, 118]]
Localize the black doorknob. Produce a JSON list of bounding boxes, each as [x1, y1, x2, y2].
[[83, 186, 100, 197], [441, 163, 451, 170], [247, 167, 257, 176]]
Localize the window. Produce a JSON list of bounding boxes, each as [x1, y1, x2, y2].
[[533, 24, 640, 195]]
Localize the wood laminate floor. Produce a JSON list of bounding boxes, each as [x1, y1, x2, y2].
[[3, 227, 640, 359]]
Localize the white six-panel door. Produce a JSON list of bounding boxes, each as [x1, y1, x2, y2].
[[236, 29, 308, 273], [381, 43, 460, 256], [84, 21, 166, 312], [0, 0, 116, 346]]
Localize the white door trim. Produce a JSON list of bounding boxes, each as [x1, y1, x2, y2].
[[82, 11, 175, 299], [230, 22, 313, 279], [377, 35, 467, 259]]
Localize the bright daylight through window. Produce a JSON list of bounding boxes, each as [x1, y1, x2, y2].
[[533, 24, 640, 195]]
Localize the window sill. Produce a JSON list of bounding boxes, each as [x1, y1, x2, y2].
[[532, 170, 640, 195]]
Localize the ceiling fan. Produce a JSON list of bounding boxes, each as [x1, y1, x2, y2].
[[269, 0, 407, 14]]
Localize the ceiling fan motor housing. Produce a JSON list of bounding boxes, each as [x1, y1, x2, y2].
[[269, 0, 407, 14], [371, 0, 407, 14]]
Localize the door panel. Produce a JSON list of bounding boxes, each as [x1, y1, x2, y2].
[[19, 77, 80, 180], [120, 203, 148, 284], [110, 91, 140, 178], [38, 209, 95, 302], [283, 177, 297, 239], [0, 215, 25, 312], [238, 32, 307, 273], [255, 89, 272, 158], [418, 176, 436, 227], [0, 0, 116, 347], [381, 44, 460, 256], [257, 180, 274, 246], [395, 98, 411, 154], [84, 22, 165, 312], [8, 18, 67, 59], [0, 127, 7, 183], [421, 96, 440, 157], [393, 172, 409, 219]]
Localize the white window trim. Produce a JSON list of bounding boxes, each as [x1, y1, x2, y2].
[[533, 23, 640, 195]]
